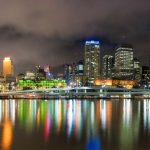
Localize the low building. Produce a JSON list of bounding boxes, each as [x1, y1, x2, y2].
[[94, 79, 136, 89], [18, 79, 66, 90]]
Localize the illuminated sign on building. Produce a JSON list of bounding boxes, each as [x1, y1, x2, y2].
[[85, 40, 100, 45]]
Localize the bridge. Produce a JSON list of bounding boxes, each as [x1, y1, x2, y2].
[[0, 86, 150, 99]]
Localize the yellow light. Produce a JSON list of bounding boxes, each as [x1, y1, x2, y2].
[[4, 57, 11, 61]]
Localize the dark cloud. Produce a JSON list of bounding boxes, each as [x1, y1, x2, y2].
[[0, 0, 150, 73]]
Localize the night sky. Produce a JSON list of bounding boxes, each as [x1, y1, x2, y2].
[[0, 0, 150, 74]]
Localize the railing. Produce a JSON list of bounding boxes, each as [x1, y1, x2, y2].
[[0, 86, 150, 98]]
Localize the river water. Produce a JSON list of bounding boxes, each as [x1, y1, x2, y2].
[[0, 99, 149, 150]]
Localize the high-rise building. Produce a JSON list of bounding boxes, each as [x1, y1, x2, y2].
[[141, 66, 150, 86], [76, 60, 84, 75], [133, 58, 142, 83], [64, 61, 84, 86], [35, 66, 46, 80], [3, 57, 14, 77], [44, 66, 53, 80], [102, 55, 114, 79], [76, 60, 84, 86], [84, 40, 100, 85], [114, 44, 134, 80], [64, 64, 72, 85]]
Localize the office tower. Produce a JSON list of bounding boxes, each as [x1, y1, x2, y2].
[[44, 66, 53, 80], [3, 57, 14, 77], [35, 66, 46, 80], [114, 44, 134, 80], [64, 64, 72, 85], [84, 40, 100, 85], [102, 55, 114, 79], [133, 58, 142, 83], [70, 63, 77, 84], [76, 60, 84, 86], [76, 60, 84, 75], [141, 66, 150, 86]]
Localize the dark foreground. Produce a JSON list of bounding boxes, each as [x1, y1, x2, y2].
[[0, 99, 149, 150]]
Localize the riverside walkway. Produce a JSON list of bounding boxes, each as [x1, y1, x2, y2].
[[0, 86, 150, 99]]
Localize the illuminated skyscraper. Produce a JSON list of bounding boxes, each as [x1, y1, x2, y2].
[[76, 60, 84, 86], [3, 57, 14, 77], [133, 58, 142, 83], [114, 44, 134, 79], [102, 55, 114, 79], [141, 66, 150, 86], [84, 40, 100, 85], [64, 64, 72, 85]]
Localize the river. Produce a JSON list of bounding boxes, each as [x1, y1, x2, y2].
[[0, 99, 149, 150]]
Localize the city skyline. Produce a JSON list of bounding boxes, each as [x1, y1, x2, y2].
[[0, 1, 150, 150], [0, 0, 149, 73], [0, 40, 148, 75]]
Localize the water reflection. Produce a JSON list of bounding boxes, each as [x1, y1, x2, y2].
[[100, 100, 112, 130], [2, 119, 13, 150], [143, 99, 150, 133], [86, 136, 101, 150], [0, 99, 149, 150], [0, 100, 13, 150]]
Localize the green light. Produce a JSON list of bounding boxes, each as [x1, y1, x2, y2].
[[18, 79, 66, 89]]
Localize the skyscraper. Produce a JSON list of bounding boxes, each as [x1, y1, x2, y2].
[[3, 57, 14, 77], [133, 58, 142, 83], [102, 55, 114, 79], [64, 64, 72, 85], [114, 44, 134, 80], [35, 66, 46, 80], [84, 40, 100, 85], [76, 60, 84, 86], [141, 66, 150, 86]]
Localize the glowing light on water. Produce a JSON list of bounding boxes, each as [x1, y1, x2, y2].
[[1, 119, 13, 150], [143, 100, 150, 131], [10, 100, 15, 125], [0, 101, 2, 124], [123, 99, 132, 126], [67, 101, 74, 138], [57, 101, 62, 133], [100, 101, 107, 130]]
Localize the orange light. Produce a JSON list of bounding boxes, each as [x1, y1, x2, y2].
[[2, 119, 13, 150], [95, 79, 101, 85], [95, 79, 135, 88], [94, 79, 112, 86]]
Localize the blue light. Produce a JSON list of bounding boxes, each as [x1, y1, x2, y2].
[[86, 137, 101, 150], [86, 40, 100, 45]]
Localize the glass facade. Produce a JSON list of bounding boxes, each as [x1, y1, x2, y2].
[[84, 41, 100, 84], [115, 46, 134, 79], [134, 58, 142, 83], [102, 55, 114, 79]]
